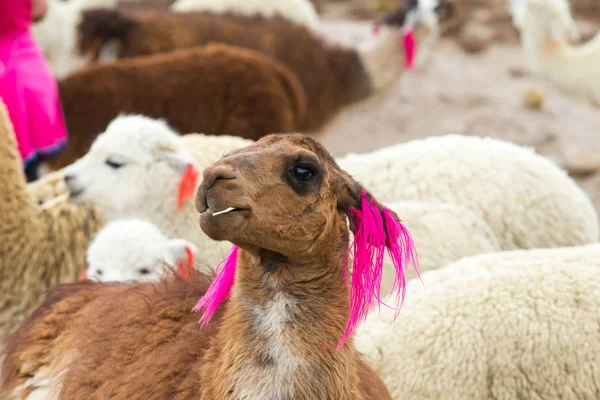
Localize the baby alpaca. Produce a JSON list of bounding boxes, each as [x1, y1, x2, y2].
[[85, 219, 201, 283]]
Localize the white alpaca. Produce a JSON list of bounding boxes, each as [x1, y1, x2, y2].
[[356, 244, 600, 399], [511, 0, 600, 105], [85, 219, 201, 283], [170, 0, 320, 31], [337, 134, 599, 250], [32, 0, 118, 78]]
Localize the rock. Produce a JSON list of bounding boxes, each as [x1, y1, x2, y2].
[[564, 147, 600, 176], [508, 66, 528, 78], [459, 22, 495, 53], [522, 88, 545, 110]]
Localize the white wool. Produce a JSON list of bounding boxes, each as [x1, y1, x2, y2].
[[86, 219, 201, 282], [64, 115, 251, 271], [355, 244, 600, 399], [337, 134, 599, 250], [32, 0, 118, 79], [511, 0, 600, 105], [170, 0, 320, 31], [380, 201, 500, 294]]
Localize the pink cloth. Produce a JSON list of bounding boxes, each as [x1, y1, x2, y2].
[[0, 0, 67, 165]]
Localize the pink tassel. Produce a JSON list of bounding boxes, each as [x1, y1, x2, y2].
[[403, 27, 416, 70], [193, 246, 239, 327], [339, 191, 418, 348]]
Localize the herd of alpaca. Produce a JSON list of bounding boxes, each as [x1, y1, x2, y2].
[[1, 0, 599, 399], [1, 108, 600, 398]]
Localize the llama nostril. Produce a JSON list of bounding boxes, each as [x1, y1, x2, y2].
[[64, 174, 74, 184], [205, 168, 236, 190]]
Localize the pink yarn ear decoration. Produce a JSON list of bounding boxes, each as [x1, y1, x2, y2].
[[403, 27, 416, 70], [339, 190, 418, 348], [193, 246, 239, 327]]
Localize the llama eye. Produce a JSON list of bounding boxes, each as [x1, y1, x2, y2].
[[292, 165, 314, 181], [105, 158, 125, 169], [96, 269, 103, 276], [138, 268, 151, 275]]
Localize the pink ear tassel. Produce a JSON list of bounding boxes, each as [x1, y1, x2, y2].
[[339, 190, 418, 348], [403, 27, 416, 70], [193, 246, 239, 327]]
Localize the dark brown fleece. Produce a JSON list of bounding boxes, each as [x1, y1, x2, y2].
[[77, 10, 373, 132], [48, 44, 306, 170]]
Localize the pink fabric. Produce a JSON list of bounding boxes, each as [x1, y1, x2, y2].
[[0, 0, 68, 165]]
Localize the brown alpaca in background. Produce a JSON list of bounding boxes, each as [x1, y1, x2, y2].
[[48, 44, 306, 170], [0, 134, 409, 399]]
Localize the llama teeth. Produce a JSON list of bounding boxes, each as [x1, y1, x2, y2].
[[212, 207, 236, 216]]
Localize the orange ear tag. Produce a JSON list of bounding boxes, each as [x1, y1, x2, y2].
[[544, 39, 559, 54], [177, 163, 200, 210], [177, 245, 195, 280], [79, 271, 88, 280]]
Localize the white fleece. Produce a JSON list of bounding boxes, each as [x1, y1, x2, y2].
[[337, 134, 599, 250], [356, 244, 600, 399]]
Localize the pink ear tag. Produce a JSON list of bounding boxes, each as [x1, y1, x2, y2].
[[403, 27, 416, 70]]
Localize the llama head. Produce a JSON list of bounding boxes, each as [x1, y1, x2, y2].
[[194, 134, 417, 344], [64, 115, 200, 220], [375, 0, 453, 33], [86, 219, 197, 283]]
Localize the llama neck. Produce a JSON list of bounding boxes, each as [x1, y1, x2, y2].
[[201, 237, 362, 399], [358, 26, 407, 94]]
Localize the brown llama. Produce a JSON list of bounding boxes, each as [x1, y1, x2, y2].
[[0, 134, 417, 399]]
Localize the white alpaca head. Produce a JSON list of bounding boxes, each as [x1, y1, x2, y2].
[[64, 115, 200, 221], [85, 219, 197, 283], [511, 0, 579, 44]]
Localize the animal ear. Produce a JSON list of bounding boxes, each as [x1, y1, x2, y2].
[[156, 152, 202, 210], [334, 174, 394, 232], [165, 239, 197, 280]]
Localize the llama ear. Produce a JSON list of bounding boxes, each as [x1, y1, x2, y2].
[[157, 151, 192, 173], [165, 239, 197, 279], [157, 152, 202, 210], [334, 172, 403, 232]]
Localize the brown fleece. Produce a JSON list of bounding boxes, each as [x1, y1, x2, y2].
[[77, 10, 372, 132], [48, 43, 306, 170], [0, 100, 103, 339], [1, 134, 395, 399]]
